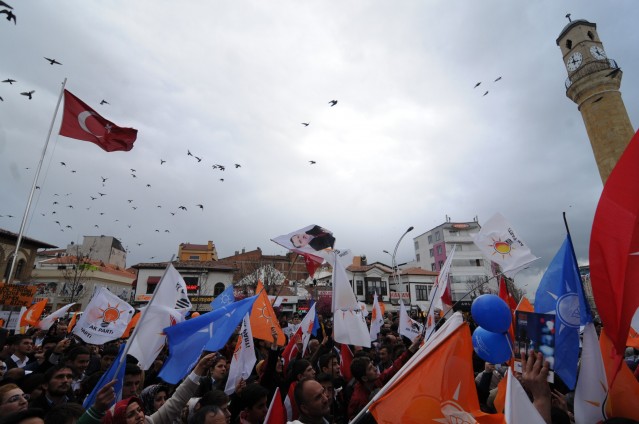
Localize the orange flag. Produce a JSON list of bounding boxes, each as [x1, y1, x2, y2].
[[627, 328, 639, 349], [21, 299, 47, 327], [249, 281, 285, 346], [492, 374, 508, 413], [369, 322, 504, 423], [515, 296, 534, 313], [121, 311, 141, 339], [600, 329, 639, 420], [67, 312, 79, 334]]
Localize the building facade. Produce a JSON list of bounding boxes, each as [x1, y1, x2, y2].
[[30, 256, 135, 310], [66, 236, 127, 269], [132, 261, 236, 312], [178, 241, 219, 261], [411, 219, 495, 301], [1, 228, 56, 284], [557, 18, 634, 183]]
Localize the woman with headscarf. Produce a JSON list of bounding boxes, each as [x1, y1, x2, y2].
[[139, 385, 169, 415]]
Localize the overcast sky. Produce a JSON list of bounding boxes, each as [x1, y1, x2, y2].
[[1, 1, 637, 297]]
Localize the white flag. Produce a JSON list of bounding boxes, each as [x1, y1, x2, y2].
[[323, 249, 370, 348], [300, 303, 317, 355], [472, 213, 538, 278], [574, 323, 608, 424], [432, 244, 457, 313], [127, 264, 191, 370], [225, 313, 256, 395], [369, 292, 384, 342], [73, 287, 134, 344], [399, 300, 422, 339], [505, 367, 547, 424], [37, 303, 76, 330]]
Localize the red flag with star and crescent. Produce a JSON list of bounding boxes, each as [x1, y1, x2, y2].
[[59, 90, 137, 152]]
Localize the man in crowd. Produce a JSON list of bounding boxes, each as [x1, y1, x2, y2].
[[290, 378, 331, 424], [4, 335, 34, 370], [29, 365, 74, 414]]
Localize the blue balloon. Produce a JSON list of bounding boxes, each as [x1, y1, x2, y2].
[[471, 294, 511, 333], [472, 326, 512, 364]]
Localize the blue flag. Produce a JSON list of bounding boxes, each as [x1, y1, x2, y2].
[[534, 235, 592, 389], [210, 284, 235, 310], [83, 344, 125, 409], [310, 300, 320, 337], [159, 295, 258, 384]]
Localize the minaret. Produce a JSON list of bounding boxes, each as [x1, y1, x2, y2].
[[556, 17, 634, 183]]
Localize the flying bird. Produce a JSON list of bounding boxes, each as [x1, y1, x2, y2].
[[65, 225, 72, 229], [0, 96, 3, 101], [137, 243, 143, 246], [483, 91, 489, 97], [328, 100, 338, 107], [44, 57, 62, 65], [100, 100, 109, 105], [55, 221, 61, 226], [309, 160, 316, 164], [53, 201, 58, 205], [164, 230, 170, 233], [67, 205, 73, 209], [127, 200, 133, 203], [217, 165, 225, 171], [160, 159, 166, 164], [71, 170, 76, 173], [98, 192, 106, 196], [2, 79, 16, 84], [234, 164, 241, 168], [195, 156, 202, 162], [474, 82, 481, 88], [60, 162, 66, 166], [100, 177, 108, 183], [146, 184, 151, 187], [94, 225, 99, 228], [130, 168, 136, 172], [170, 212, 176, 216], [301, 122, 310, 127], [90, 196, 97, 200], [178, 206, 187, 211], [219, 178, 224, 182], [0, 2, 13, 9], [196, 204, 203, 210], [155, 229, 160, 232], [21, 91, 35, 99], [494, 76, 502, 82], [99, 212, 105, 216], [35, 186, 40, 190], [131, 174, 137, 178], [157, 205, 162, 208], [132, 206, 138, 210], [0, 9, 16, 24], [187, 150, 193, 156]]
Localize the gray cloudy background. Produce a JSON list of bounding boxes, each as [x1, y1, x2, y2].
[[1, 1, 637, 295]]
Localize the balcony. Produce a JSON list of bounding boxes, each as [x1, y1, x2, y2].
[[565, 59, 618, 89]]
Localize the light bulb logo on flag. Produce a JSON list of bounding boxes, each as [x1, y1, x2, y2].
[[98, 304, 123, 328], [490, 239, 513, 257]]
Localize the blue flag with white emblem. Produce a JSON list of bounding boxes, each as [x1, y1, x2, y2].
[[210, 284, 235, 310], [159, 295, 257, 384], [534, 235, 592, 389]]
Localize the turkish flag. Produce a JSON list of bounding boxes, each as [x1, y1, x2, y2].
[[59, 90, 137, 152], [590, 128, 639, 359]]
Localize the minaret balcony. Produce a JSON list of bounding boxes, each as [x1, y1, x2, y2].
[[565, 58, 618, 89]]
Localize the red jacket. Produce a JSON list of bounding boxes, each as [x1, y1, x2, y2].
[[347, 350, 414, 419]]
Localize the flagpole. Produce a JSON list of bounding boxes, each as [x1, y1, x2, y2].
[[6, 78, 67, 285], [271, 254, 299, 304], [115, 255, 176, 376], [562, 211, 592, 318]]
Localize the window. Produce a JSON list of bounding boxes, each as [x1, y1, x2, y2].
[[381, 281, 388, 296], [414, 241, 419, 250], [475, 259, 483, 267], [457, 245, 462, 251], [429, 248, 434, 257], [428, 235, 433, 244], [189, 255, 200, 260], [436, 245, 443, 255], [587, 31, 594, 41], [566, 39, 572, 49], [214, 283, 226, 296], [416, 253, 420, 262], [416, 285, 429, 301], [435, 231, 441, 241], [356, 280, 363, 296], [438, 260, 444, 270], [431, 263, 436, 271]]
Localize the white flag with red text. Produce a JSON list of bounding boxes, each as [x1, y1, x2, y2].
[[225, 313, 255, 395]]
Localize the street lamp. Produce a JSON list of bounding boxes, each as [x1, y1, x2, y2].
[[389, 226, 414, 288]]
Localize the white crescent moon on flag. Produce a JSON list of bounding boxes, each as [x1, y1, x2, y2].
[[78, 111, 101, 137]]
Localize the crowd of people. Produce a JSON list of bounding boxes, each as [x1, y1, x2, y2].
[[0, 309, 638, 424]]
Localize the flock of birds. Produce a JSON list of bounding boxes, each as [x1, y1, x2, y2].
[[473, 76, 502, 97]]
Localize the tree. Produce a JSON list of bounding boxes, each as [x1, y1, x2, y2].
[[59, 245, 95, 304], [236, 264, 287, 295], [464, 276, 493, 300]]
